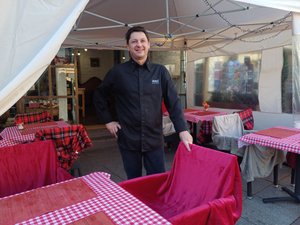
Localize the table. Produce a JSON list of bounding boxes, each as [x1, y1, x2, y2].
[[0, 172, 171, 225], [183, 108, 226, 144], [238, 126, 300, 203], [0, 121, 69, 147]]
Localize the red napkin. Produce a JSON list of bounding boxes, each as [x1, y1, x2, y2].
[[255, 127, 300, 139], [184, 108, 199, 113], [190, 111, 219, 116]]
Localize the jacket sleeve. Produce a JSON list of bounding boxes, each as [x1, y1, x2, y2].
[[93, 69, 115, 124], [161, 66, 188, 133]]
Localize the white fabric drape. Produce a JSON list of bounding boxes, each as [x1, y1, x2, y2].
[[258, 47, 283, 113], [0, 0, 88, 116], [233, 0, 300, 13]]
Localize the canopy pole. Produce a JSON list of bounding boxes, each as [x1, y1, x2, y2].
[[165, 0, 170, 37], [292, 13, 300, 127]]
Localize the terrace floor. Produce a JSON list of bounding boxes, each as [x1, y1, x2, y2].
[[78, 125, 300, 225]]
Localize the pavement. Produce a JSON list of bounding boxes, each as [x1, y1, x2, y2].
[[78, 125, 300, 225]]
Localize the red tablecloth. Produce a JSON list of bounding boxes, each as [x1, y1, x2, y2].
[[0, 121, 69, 147], [0, 140, 72, 198], [14, 111, 53, 125], [0, 172, 171, 225], [34, 124, 92, 170]]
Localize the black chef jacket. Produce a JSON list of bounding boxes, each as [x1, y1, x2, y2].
[[93, 59, 187, 152]]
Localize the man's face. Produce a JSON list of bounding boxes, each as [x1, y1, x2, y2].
[[127, 31, 150, 63]]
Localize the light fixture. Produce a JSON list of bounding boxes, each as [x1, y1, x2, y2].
[[84, 48, 88, 52], [77, 51, 81, 56]]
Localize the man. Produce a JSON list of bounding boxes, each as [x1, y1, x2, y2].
[[94, 26, 193, 179]]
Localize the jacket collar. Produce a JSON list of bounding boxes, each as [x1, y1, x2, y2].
[[130, 58, 152, 72]]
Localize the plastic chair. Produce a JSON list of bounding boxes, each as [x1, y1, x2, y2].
[[119, 143, 242, 225], [34, 124, 92, 173], [14, 111, 53, 125], [211, 113, 285, 198]]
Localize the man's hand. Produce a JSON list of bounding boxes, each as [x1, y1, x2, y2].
[[105, 121, 121, 138], [179, 130, 193, 151]]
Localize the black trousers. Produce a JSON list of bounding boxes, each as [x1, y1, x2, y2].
[[119, 146, 166, 179]]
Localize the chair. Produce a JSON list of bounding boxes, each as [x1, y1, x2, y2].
[[235, 108, 254, 130], [197, 120, 213, 144], [286, 152, 296, 185], [211, 113, 285, 198], [212, 114, 245, 156], [34, 124, 92, 174], [119, 142, 242, 225], [162, 115, 179, 151], [14, 111, 53, 125], [0, 140, 72, 198]]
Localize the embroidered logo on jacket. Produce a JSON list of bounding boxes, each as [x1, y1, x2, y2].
[[152, 79, 160, 84]]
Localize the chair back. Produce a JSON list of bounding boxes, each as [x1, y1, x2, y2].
[[211, 113, 244, 154], [162, 115, 176, 136], [120, 143, 243, 225], [0, 140, 72, 198], [14, 111, 53, 125], [235, 108, 254, 130], [34, 124, 92, 170], [159, 143, 242, 222], [212, 113, 244, 138]]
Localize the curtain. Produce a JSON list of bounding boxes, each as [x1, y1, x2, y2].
[[258, 47, 283, 113], [0, 0, 89, 116]]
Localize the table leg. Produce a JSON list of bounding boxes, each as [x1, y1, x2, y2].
[[192, 122, 197, 143], [263, 154, 300, 203]]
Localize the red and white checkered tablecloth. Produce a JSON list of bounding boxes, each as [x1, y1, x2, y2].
[[238, 126, 300, 154], [15, 172, 171, 225], [184, 110, 226, 123], [0, 121, 69, 148]]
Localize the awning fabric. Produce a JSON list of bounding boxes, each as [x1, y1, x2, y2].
[[0, 0, 88, 116], [1, 0, 300, 116], [234, 0, 300, 13]]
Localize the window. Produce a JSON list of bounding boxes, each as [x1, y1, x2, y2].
[[194, 53, 261, 110]]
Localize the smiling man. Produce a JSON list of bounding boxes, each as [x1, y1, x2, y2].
[[93, 26, 192, 179]]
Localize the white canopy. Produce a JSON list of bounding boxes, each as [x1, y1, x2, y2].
[[0, 1, 88, 116], [64, 0, 293, 52], [234, 1, 300, 13], [0, 0, 298, 116]]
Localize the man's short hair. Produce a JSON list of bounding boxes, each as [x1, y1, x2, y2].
[[125, 26, 149, 44]]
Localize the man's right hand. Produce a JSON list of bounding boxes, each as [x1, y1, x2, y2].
[[105, 121, 121, 138]]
